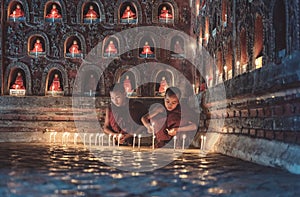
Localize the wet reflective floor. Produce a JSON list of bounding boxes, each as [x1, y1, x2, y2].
[[0, 143, 299, 197]]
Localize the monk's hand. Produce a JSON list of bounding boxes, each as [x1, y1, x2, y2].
[[167, 128, 177, 136], [147, 125, 154, 134]]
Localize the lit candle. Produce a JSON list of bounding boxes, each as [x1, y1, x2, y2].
[[145, 48, 148, 58], [90, 14, 93, 24], [200, 135, 203, 150], [173, 136, 177, 150], [101, 134, 104, 146], [132, 133, 136, 149], [72, 47, 75, 58], [83, 133, 87, 147], [95, 133, 99, 146], [89, 89, 92, 96], [117, 134, 122, 147], [182, 134, 186, 150], [192, 84, 195, 94], [108, 46, 111, 57], [89, 133, 93, 147], [152, 135, 156, 150], [74, 133, 78, 145], [127, 12, 130, 23], [196, 4, 199, 15], [108, 133, 111, 147], [138, 134, 141, 150], [13, 11, 16, 22], [53, 132, 57, 143], [224, 66, 228, 80], [236, 61, 240, 75], [113, 134, 116, 146], [166, 13, 168, 23], [35, 46, 38, 57], [203, 136, 206, 150]]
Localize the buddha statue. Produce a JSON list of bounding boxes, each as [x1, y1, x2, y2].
[[84, 5, 99, 19], [159, 6, 173, 19], [31, 39, 44, 53], [49, 74, 62, 91], [69, 40, 81, 54], [11, 72, 25, 90], [105, 40, 118, 56], [121, 6, 136, 19], [85, 74, 97, 92], [45, 4, 62, 19], [158, 76, 168, 95], [10, 4, 24, 18], [174, 40, 184, 54], [140, 41, 154, 58], [123, 75, 132, 95]]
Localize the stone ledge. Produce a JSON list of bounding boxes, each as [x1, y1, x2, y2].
[[207, 132, 300, 174]]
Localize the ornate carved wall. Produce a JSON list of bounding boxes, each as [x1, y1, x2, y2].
[[0, 0, 193, 96]]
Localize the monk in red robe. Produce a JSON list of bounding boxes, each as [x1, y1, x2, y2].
[[46, 4, 62, 18], [159, 6, 173, 19], [141, 42, 153, 55], [105, 41, 118, 54], [31, 39, 44, 52], [121, 6, 136, 19], [49, 74, 62, 91], [142, 87, 197, 148], [84, 5, 99, 18], [10, 4, 24, 18], [11, 72, 25, 89], [69, 40, 81, 54]]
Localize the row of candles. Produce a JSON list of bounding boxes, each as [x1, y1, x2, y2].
[[49, 131, 207, 151]]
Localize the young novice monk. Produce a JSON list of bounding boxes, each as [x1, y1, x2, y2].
[[141, 87, 198, 148], [104, 83, 147, 145]]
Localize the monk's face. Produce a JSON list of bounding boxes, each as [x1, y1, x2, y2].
[[164, 94, 179, 111], [110, 91, 126, 107]]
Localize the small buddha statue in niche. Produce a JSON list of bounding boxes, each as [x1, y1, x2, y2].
[[45, 4, 62, 19], [69, 40, 81, 54], [121, 6, 136, 19], [158, 76, 168, 96], [11, 72, 25, 89], [49, 74, 62, 91], [84, 5, 99, 19], [105, 40, 118, 56], [159, 6, 173, 19], [85, 74, 97, 92], [174, 40, 184, 54], [31, 39, 44, 53], [123, 75, 132, 95], [140, 41, 154, 58], [10, 4, 24, 18]]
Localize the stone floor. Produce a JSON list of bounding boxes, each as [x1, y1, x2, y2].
[[0, 143, 299, 197]]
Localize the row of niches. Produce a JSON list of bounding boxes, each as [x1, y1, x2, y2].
[[8, 68, 177, 97], [26, 35, 186, 59], [8, 1, 177, 24]]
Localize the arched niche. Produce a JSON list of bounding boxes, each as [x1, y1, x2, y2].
[[46, 70, 64, 96], [82, 2, 100, 24], [44, 1, 63, 23], [64, 36, 84, 58], [7, 1, 28, 22], [138, 37, 155, 59], [41, 64, 68, 96], [103, 36, 119, 58], [153, 0, 179, 24], [170, 36, 185, 58], [253, 14, 263, 69], [77, 0, 106, 24], [240, 28, 248, 74], [154, 70, 174, 97], [118, 71, 137, 97], [118, 1, 140, 24], [157, 3, 174, 24], [272, 0, 286, 63], [28, 35, 46, 58], [5, 62, 32, 95], [77, 65, 102, 96]]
